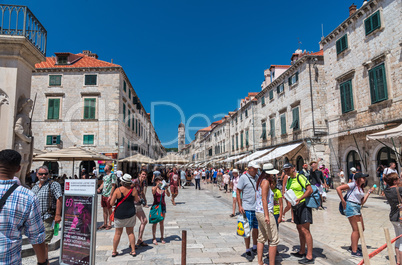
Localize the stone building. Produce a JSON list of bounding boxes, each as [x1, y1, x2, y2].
[[31, 51, 164, 176], [178, 122, 185, 152], [321, 0, 402, 184]]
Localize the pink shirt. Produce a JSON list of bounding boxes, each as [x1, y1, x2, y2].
[[232, 176, 239, 191]]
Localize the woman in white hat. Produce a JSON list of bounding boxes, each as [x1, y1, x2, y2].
[[110, 173, 140, 257]]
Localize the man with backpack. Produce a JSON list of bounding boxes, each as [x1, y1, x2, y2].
[[283, 163, 314, 264], [31, 165, 63, 261]]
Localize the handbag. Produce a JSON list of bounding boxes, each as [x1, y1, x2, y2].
[[110, 188, 133, 222], [339, 185, 356, 215], [149, 199, 164, 224], [236, 213, 250, 238]]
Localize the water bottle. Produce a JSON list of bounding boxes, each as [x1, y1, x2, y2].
[[54, 223, 59, 236]]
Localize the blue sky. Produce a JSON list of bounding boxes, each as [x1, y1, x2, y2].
[[20, 0, 356, 147]]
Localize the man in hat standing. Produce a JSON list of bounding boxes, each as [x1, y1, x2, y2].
[[236, 161, 260, 262], [283, 163, 314, 264], [348, 167, 357, 183]]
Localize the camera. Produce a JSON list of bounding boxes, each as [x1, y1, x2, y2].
[[140, 198, 146, 206]]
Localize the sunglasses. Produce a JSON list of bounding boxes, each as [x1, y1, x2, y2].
[[38, 173, 49, 176]]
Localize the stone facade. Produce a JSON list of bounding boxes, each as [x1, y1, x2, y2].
[[321, 0, 402, 185], [31, 51, 164, 176]]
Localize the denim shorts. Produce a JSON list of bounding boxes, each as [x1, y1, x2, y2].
[[345, 201, 361, 217], [245, 210, 259, 229]]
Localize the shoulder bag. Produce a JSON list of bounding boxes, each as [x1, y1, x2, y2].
[[296, 174, 321, 209], [149, 192, 164, 224], [339, 184, 356, 215], [0, 184, 18, 213], [110, 188, 133, 222]]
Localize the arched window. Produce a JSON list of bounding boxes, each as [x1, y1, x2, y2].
[[296, 156, 304, 172], [377, 147, 397, 168], [346, 150, 361, 178]]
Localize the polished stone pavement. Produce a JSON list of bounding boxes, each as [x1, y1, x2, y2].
[[23, 182, 395, 264]]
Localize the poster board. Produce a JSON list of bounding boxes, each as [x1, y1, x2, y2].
[[60, 179, 97, 265]]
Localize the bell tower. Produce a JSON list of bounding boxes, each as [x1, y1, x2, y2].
[[178, 122, 185, 152]]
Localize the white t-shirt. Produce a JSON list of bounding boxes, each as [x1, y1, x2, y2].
[[202, 171, 206, 177], [255, 186, 274, 214], [346, 182, 365, 204], [116, 170, 123, 178], [339, 171, 345, 183], [194, 171, 201, 179], [384, 168, 398, 175]]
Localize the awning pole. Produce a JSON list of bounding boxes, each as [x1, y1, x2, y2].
[[353, 135, 367, 171]]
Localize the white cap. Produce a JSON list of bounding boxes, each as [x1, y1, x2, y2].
[[232, 169, 239, 174], [350, 167, 357, 172], [247, 161, 261, 169]]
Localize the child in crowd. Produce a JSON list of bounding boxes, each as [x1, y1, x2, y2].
[[271, 176, 283, 229]]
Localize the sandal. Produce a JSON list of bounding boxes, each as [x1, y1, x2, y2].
[[129, 251, 137, 257], [98, 224, 107, 230], [105, 225, 112, 230], [230, 214, 235, 217], [138, 241, 148, 247], [153, 239, 158, 245], [112, 252, 118, 257], [161, 240, 166, 244]]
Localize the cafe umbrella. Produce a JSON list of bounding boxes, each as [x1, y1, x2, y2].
[[156, 153, 189, 165], [118, 153, 156, 164], [34, 146, 114, 176]]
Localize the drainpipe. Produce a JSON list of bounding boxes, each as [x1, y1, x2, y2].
[[308, 57, 316, 136]]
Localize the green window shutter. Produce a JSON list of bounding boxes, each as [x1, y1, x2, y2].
[[372, 11, 380, 31], [340, 82, 346, 113], [365, 18, 372, 35], [128, 109, 131, 127], [369, 69, 376, 103], [85, 75, 97, 86], [342, 35, 348, 50], [47, 99, 54, 119], [246, 131, 249, 146], [49, 75, 62, 86], [84, 98, 96, 119], [270, 119, 275, 137], [261, 96, 265, 105], [291, 107, 299, 129], [56, 135, 61, 145], [53, 99, 60, 119], [376, 64, 387, 102], [288, 77, 291, 86], [336, 39, 341, 54], [46, 135, 52, 145], [240, 133, 243, 148], [281, 115, 286, 135], [129, 89, 131, 99], [295, 72, 299, 82], [123, 81, 127, 92], [123, 103, 126, 121], [269, 90, 273, 99]]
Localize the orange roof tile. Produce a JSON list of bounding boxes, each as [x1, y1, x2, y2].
[[35, 53, 121, 69], [198, 126, 212, 132], [310, 50, 324, 56]]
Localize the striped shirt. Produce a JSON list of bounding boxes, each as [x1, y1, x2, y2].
[[31, 180, 63, 220], [0, 179, 45, 265]]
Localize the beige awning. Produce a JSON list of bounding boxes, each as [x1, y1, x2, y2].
[[366, 124, 402, 141], [34, 146, 115, 161], [119, 153, 155, 164], [156, 153, 189, 164], [253, 142, 303, 164], [235, 148, 275, 165]]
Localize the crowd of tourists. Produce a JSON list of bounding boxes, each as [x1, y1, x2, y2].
[[1, 147, 402, 264]]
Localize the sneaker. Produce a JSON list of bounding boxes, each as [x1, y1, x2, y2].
[[291, 252, 305, 258], [245, 251, 254, 262], [351, 250, 363, 257], [298, 257, 315, 264], [252, 248, 257, 256]]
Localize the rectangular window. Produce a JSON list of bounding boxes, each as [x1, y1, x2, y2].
[[288, 72, 299, 86], [123, 81, 127, 92], [340, 80, 354, 113], [128, 109, 131, 127], [261, 96, 265, 105], [277, 84, 284, 94], [369, 63, 388, 104], [85, 75, 97, 86], [269, 89, 274, 100], [47, 98, 60, 120], [240, 132, 244, 148], [245, 109, 248, 117], [270, 118, 275, 137], [135, 119, 138, 134], [46, 135, 60, 145], [236, 135, 239, 150], [129, 89, 131, 100], [57, 56, 68, 65], [365, 10, 381, 35], [290, 107, 300, 130], [280, 114, 286, 135], [83, 135, 94, 145], [49, 75, 62, 86], [123, 103, 126, 121], [232, 136, 234, 151], [245, 131, 249, 146], [261, 122, 267, 140], [336, 34, 348, 54], [132, 116, 135, 131], [240, 113, 243, 121], [83, 98, 96, 119]]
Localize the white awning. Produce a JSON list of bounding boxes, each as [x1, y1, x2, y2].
[[366, 124, 402, 141], [235, 148, 274, 165], [222, 153, 248, 163], [253, 142, 303, 164]]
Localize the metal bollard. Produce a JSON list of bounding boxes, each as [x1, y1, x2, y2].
[[181, 230, 187, 265]]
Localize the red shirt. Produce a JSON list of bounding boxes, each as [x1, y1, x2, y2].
[[169, 172, 179, 187]]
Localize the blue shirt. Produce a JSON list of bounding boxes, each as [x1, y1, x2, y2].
[[0, 179, 45, 265], [213, 171, 218, 179]]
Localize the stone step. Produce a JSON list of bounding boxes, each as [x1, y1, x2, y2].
[[21, 228, 61, 258]]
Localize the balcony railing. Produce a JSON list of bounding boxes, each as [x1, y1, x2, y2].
[[0, 4, 47, 55]]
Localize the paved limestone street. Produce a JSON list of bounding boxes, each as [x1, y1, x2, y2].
[[24, 183, 394, 265]]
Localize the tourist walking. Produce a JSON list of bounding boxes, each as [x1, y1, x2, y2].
[[283, 163, 314, 264], [202, 169, 206, 184], [339, 168, 346, 185], [336, 172, 374, 257], [110, 174, 140, 257], [97, 164, 117, 230], [212, 169, 218, 185], [255, 164, 280, 265], [169, 167, 179, 205], [230, 169, 240, 217], [223, 170, 230, 193], [237, 161, 260, 262], [132, 170, 149, 248], [31, 165, 63, 261], [193, 169, 201, 190], [0, 149, 47, 265], [377, 165, 385, 196], [384, 162, 398, 176], [152, 167, 161, 185], [152, 176, 171, 245], [180, 168, 186, 189], [309, 161, 326, 209], [383, 173, 402, 264], [217, 169, 223, 190]]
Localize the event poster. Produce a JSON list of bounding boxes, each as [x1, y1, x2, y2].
[[60, 196, 93, 265]]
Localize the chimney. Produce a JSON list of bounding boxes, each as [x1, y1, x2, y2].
[[82, 50, 98, 59], [349, 3, 357, 16]]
